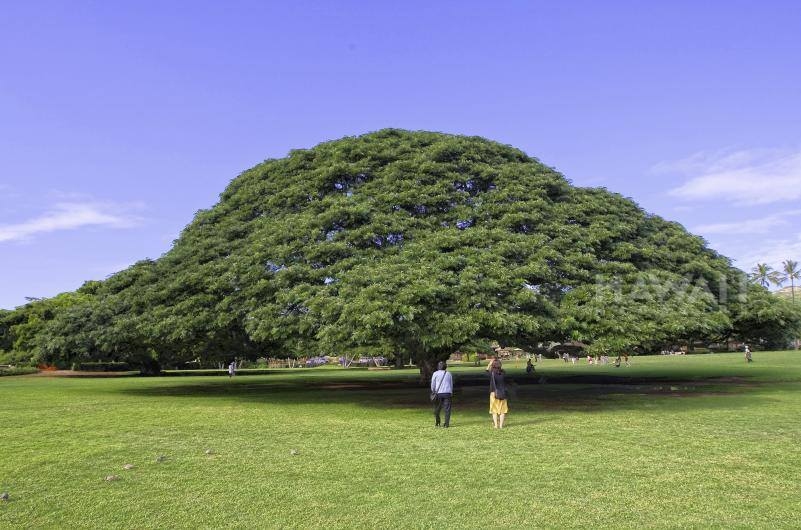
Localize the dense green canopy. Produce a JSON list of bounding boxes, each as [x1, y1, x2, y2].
[[3, 130, 799, 373]]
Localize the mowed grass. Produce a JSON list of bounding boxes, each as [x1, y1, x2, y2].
[[2, 351, 801, 529]]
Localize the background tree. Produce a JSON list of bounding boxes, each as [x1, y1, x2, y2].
[[749, 263, 781, 288], [780, 259, 800, 304], [0, 292, 94, 367]]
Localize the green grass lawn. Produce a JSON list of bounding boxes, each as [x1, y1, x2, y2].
[[2, 351, 800, 528]]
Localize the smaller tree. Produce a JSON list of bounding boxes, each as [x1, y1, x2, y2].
[[749, 263, 781, 289], [2, 292, 95, 367], [780, 259, 800, 304]]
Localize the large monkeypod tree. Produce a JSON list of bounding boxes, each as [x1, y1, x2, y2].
[[22, 129, 765, 375]]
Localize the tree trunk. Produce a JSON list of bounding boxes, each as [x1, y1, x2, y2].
[[138, 357, 161, 376], [789, 280, 798, 349], [418, 358, 434, 385]]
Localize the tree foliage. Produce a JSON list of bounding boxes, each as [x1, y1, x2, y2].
[[730, 284, 801, 349], [2, 130, 799, 371]]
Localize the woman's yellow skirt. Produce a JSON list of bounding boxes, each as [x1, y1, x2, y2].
[[489, 392, 509, 414]]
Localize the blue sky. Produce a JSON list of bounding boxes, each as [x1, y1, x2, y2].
[[2, 1, 800, 309]]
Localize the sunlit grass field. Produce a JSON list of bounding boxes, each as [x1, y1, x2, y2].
[[2, 351, 800, 528]]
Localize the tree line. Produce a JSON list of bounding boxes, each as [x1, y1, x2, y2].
[[2, 130, 800, 374]]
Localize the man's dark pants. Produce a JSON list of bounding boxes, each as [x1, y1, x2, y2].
[[433, 393, 452, 427]]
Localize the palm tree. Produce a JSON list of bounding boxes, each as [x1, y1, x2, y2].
[[781, 259, 800, 303], [749, 263, 782, 288]]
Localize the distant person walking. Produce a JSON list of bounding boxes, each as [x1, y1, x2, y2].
[[228, 360, 237, 377], [489, 360, 509, 429], [744, 345, 752, 363], [430, 361, 454, 428]]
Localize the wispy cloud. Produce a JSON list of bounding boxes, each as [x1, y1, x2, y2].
[[695, 209, 801, 235], [657, 147, 801, 205], [0, 202, 143, 243]]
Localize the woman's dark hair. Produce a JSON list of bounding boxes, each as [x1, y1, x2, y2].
[[437, 361, 446, 371]]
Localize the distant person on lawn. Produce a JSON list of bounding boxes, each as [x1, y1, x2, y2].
[[744, 345, 752, 363], [489, 360, 509, 429], [431, 361, 454, 428], [526, 358, 535, 374], [228, 360, 237, 377]]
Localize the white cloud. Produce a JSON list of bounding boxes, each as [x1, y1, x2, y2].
[[694, 209, 801, 235], [0, 202, 142, 243], [658, 148, 801, 204]]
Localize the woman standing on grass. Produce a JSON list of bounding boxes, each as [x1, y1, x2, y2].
[[489, 360, 509, 429]]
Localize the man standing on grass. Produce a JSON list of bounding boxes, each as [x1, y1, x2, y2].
[[431, 361, 454, 428]]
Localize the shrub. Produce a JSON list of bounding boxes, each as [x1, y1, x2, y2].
[[0, 350, 36, 367], [0, 366, 39, 376], [71, 362, 132, 372]]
